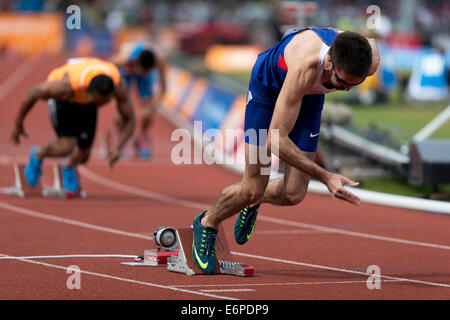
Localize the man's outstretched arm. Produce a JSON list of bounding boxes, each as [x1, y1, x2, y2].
[[11, 81, 71, 144], [268, 63, 360, 205], [108, 78, 136, 168]]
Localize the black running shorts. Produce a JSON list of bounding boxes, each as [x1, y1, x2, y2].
[[48, 98, 98, 148]]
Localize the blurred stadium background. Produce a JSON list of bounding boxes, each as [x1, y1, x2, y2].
[[1, 0, 449, 200]]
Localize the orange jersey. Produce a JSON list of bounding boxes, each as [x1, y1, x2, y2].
[[48, 58, 121, 104]]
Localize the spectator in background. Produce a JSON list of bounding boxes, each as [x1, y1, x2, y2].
[[406, 36, 449, 101]]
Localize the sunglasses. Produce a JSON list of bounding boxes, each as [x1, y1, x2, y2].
[[329, 62, 366, 87]]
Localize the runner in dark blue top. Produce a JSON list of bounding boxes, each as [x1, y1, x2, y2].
[[192, 28, 380, 274]]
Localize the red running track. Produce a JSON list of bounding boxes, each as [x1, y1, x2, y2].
[[0, 55, 449, 300]]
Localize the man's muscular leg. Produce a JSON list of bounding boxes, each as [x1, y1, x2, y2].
[[260, 152, 315, 206], [34, 137, 77, 161], [136, 97, 156, 141], [201, 144, 271, 229], [64, 145, 91, 167]]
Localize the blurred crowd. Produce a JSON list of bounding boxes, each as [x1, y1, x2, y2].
[[0, 1, 444, 34], [1, 0, 449, 103], [1, 0, 449, 41]]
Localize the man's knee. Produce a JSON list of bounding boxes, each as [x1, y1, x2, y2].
[[240, 176, 268, 204], [140, 105, 156, 120], [78, 147, 91, 164], [282, 191, 306, 206], [241, 186, 265, 204], [45, 138, 76, 156], [281, 185, 308, 206]]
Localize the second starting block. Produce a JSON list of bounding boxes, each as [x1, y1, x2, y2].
[[0, 163, 86, 199]]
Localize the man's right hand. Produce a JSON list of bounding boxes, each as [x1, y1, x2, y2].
[[323, 172, 361, 205], [10, 123, 28, 145], [107, 147, 120, 169]]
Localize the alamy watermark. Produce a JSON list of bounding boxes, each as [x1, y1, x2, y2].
[[366, 5, 381, 30], [66, 5, 81, 30], [171, 121, 279, 175], [66, 265, 81, 290], [366, 265, 381, 289]]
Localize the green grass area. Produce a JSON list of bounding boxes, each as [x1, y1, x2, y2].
[[326, 94, 450, 199], [350, 104, 450, 142], [360, 176, 450, 200], [326, 90, 450, 142]]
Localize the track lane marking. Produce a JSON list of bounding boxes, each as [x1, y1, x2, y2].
[[79, 167, 450, 251], [0, 253, 237, 300], [200, 289, 255, 292], [0, 201, 153, 241], [232, 251, 450, 288], [0, 59, 38, 102], [172, 279, 405, 288], [0, 200, 448, 289]]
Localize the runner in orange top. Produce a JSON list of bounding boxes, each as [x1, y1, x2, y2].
[[10, 57, 136, 193]]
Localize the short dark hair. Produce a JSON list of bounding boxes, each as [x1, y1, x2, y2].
[[88, 74, 114, 95], [138, 49, 156, 70], [329, 32, 372, 78]]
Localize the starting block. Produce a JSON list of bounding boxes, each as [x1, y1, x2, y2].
[[0, 164, 42, 197], [121, 225, 254, 277], [121, 249, 179, 267], [0, 163, 86, 199], [42, 164, 86, 199], [167, 226, 254, 277]]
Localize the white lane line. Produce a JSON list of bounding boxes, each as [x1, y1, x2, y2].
[[173, 279, 404, 288], [0, 253, 237, 300], [79, 166, 206, 210], [255, 229, 326, 235], [232, 251, 450, 288], [0, 59, 37, 102], [0, 201, 153, 241], [0, 254, 137, 260], [199, 289, 255, 292], [79, 167, 450, 251], [0, 200, 448, 289], [257, 215, 450, 251]]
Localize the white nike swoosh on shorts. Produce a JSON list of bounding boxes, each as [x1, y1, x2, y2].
[[310, 132, 320, 138]]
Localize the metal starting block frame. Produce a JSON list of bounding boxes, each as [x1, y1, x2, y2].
[[0, 164, 86, 199], [120, 249, 179, 267], [167, 226, 254, 277], [120, 226, 255, 277]]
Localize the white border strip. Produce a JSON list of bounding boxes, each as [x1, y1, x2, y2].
[[307, 179, 450, 215]]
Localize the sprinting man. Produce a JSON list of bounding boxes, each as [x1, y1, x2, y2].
[[10, 57, 136, 194], [192, 28, 380, 274], [110, 41, 167, 159]]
